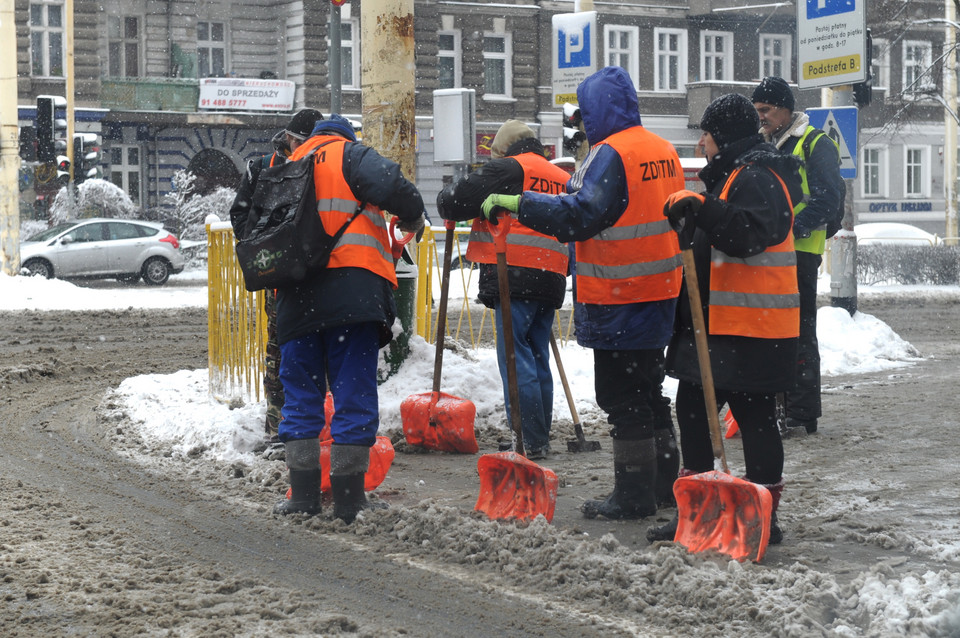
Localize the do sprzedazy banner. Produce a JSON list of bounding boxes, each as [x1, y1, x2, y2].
[[199, 78, 296, 112]]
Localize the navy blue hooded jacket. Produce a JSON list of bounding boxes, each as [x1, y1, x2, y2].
[[516, 66, 676, 350]]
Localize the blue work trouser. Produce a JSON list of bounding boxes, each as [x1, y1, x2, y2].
[[278, 322, 380, 445], [495, 299, 555, 452]]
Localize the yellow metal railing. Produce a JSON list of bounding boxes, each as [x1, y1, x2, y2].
[[206, 219, 573, 402], [207, 219, 267, 404]]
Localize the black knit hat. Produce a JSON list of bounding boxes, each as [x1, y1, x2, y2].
[[285, 108, 324, 139], [699, 93, 761, 148], [751, 76, 795, 111]]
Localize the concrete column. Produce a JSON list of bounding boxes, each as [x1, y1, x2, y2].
[[945, 0, 959, 244], [360, 0, 416, 182], [0, 0, 21, 275], [827, 86, 857, 315]]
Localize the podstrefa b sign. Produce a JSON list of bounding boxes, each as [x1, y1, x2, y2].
[[552, 12, 597, 106], [797, 0, 866, 89]]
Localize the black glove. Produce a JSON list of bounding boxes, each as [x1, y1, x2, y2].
[[398, 214, 425, 237]]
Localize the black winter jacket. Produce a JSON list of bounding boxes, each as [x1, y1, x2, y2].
[[275, 138, 425, 347], [436, 137, 567, 309], [665, 135, 803, 393]]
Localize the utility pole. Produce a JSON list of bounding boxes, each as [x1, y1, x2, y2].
[[946, 0, 959, 245], [66, 0, 75, 182], [330, 1, 343, 114], [0, 0, 21, 275], [825, 85, 858, 315]]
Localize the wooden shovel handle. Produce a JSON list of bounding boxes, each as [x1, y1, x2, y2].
[[489, 215, 525, 457], [680, 248, 728, 473], [432, 220, 456, 394], [549, 331, 580, 428]]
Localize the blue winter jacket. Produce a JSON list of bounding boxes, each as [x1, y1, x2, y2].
[[517, 66, 676, 350]]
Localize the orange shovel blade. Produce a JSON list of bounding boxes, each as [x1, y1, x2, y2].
[[401, 391, 478, 454], [723, 409, 739, 439], [474, 452, 559, 522], [673, 471, 773, 562]]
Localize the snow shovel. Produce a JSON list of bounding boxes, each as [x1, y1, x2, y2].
[[388, 216, 415, 265], [474, 214, 558, 523], [400, 220, 479, 453], [549, 333, 601, 453], [671, 247, 773, 563]]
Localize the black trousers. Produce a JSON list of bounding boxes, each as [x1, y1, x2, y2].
[[785, 251, 822, 421], [675, 380, 784, 485], [594, 348, 672, 441]]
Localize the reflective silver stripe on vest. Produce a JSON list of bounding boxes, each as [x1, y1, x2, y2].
[[594, 219, 673, 241], [468, 230, 567, 255], [710, 290, 800, 309], [577, 254, 681, 280], [317, 197, 363, 215], [336, 232, 392, 262], [710, 248, 796, 267]]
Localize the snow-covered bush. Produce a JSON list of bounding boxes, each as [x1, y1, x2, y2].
[[858, 245, 960, 285], [49, 179, 140, 224], [164, 170, 236, 241]]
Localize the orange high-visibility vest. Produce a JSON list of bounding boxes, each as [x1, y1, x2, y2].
[[290, 135, 397, 287], [575, 127, 684, 305], [465, 153, 569, 275], [708, 166, 799, 339]]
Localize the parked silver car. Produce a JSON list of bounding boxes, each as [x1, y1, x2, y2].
[[20, 218, 186, 286]]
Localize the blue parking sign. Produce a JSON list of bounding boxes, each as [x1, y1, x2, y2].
[[558, 23, 592, 69], [806, 0, 855, 19]]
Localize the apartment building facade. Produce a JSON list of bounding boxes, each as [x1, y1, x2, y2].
[[16, 0, 953, 233]]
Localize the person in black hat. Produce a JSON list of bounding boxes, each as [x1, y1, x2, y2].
[[229, 107, 325, 442], [647, 93, 804, 545], [752, 77, 845, 438]]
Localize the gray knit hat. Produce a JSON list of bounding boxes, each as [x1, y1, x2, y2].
[[490, 120, 535, 159]]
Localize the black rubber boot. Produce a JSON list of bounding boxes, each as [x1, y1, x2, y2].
[[274, 438, 322, 516], [273, 468, 322, 516], [581, 438, 657, 520], [654, 428, 680, 508], [331, 473, 369, 523], [646, 514, 679, 542]]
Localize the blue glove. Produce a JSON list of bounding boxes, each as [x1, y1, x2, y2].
[[481, 193, 521, 224]]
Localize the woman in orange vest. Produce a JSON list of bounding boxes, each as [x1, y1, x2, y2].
[[648, 93, 804, 545], [437, 120, 570, 458]]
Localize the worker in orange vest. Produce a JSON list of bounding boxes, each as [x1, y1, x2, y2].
[[274, 114, 425, 523], [438, 120, 570, 458], [482, 67, 685, 520], [648, 93, 803, 545]]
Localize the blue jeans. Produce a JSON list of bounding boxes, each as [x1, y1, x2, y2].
[[278, 322, 380, 445], [495, 300, 555, 452]]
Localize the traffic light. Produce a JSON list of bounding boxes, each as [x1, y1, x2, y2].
[[19, 126, 38, 162], [561, 102, 586, 157], [73, 133, 103, 184], [36, 97, 55, 162], [56, 155, 71, 187]]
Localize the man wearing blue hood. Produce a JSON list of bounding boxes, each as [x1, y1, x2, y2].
[[482, 67, 685, 520], [274, 114, 426, 523]]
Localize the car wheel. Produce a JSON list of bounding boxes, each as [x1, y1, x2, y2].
[[117, 274, 141, 284], [22, 258, 54, 279], [141, 257, 171, 286]]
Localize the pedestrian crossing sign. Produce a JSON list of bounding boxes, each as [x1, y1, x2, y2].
[[806, 106, 858, 179]]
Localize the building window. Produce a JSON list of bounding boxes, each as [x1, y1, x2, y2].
[[700, 31, 733, 82], [904, 146, 929, 197], [108, 16, 141, 77], [197, 20, 226, 78], [654, 28, 687, 92], [760, 34, 792, 81], [329, 17, 361, 89], [438, 30, 462, 89], [483, 32, 512, 98], [29, 1, 65, 77], [871, 38, 890, 92], [110, 145, 141, 205], [861, 147, 886, 198], [604, 25, 639, 90], [903, 40, 933, 96]]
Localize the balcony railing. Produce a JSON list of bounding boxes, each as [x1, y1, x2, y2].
[[100, 77, 200, 112]]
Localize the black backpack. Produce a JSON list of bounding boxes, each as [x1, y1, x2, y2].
[[801, 128, 845, 239], [235, 141, 362, 292]]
